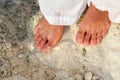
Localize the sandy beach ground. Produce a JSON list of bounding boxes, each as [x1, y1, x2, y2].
[[0, 0, 120, 80]]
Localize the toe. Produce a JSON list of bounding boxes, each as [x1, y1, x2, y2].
[[97, 36, 102, 44], [34, 32, 40, 41], [84, 33, 91, 46], [41, 38, 59, 53], [102, 29, 108, 37], [41, 42, 52, 53], [41, 36, 61, 52], [76, 30, 86, 44], [38, 39, 47, 50], [35, 36, 42, 47], [97, 31, 103, 44], [34, 26, 39, 34], [90, 33, 97, 45]]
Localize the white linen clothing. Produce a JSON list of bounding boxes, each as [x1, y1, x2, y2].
[[38, 0, 120, 25]]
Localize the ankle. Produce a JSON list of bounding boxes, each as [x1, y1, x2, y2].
[[89, 3, 108, 16]]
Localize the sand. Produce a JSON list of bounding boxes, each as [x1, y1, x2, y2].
[[0, 0, 120, 80], [30, 13, 120, 80]]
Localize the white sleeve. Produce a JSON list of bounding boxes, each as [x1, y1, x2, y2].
[[87, 0, 120, 23], [38, 0, 87, 25]]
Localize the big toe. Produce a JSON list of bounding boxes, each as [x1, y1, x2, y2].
[[37, 39, 47, 51], [41, 41, 53, 53], [76, 30, 86, 44]]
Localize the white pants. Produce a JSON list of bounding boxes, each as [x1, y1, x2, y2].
[[38, 0, 120, 25]]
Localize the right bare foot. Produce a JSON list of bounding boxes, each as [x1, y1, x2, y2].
[[34, 17, 63, 52], [76, 4, 111, 46]]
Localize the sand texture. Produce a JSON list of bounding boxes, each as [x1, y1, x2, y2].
[[0, 0, 120, 80]]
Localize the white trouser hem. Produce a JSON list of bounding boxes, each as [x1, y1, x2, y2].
[[87, 0, 106, 11], [39, 0, 87, 25], [39, 0, 120, 24], [45, 16, 79, 26]]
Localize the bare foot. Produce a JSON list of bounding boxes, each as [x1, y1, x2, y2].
[[76, 3, 111, 46], [34, 17, 63, 52]]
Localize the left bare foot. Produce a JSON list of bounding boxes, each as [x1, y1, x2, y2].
[[34, 17, 63, 52], [76, 3, 111, 46]]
